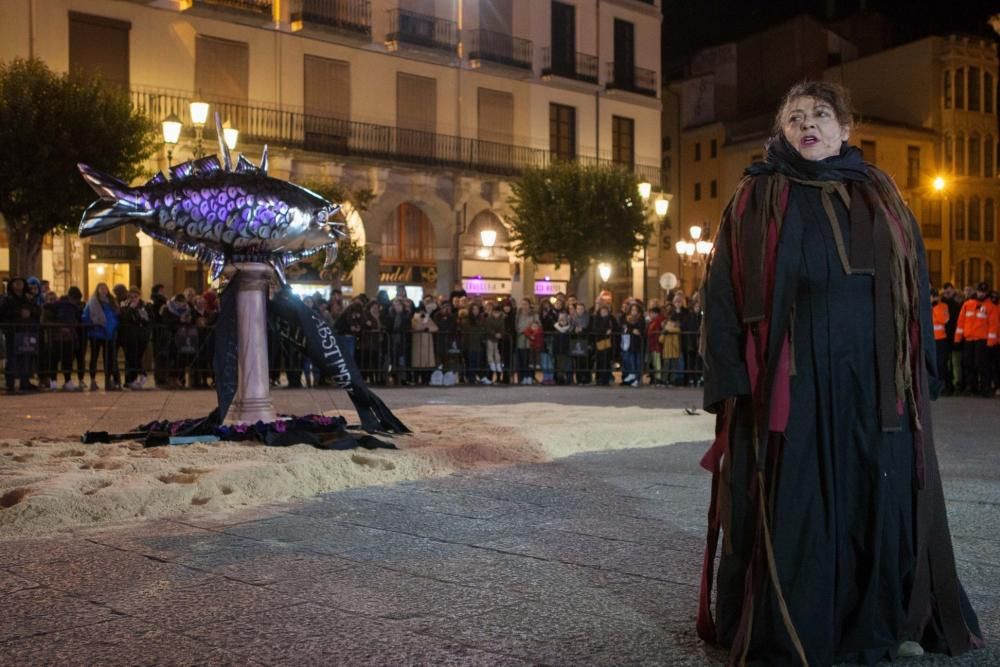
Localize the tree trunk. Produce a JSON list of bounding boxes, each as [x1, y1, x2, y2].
[[8, 221, 44, 279]]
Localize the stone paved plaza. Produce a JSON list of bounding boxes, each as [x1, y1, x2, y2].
[[0, 387, 997, 665]]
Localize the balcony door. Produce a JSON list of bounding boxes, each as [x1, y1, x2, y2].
[[304, 55, 351, 153], [479, 0, 513, 60], [549, 103, 576, 161], [550, 1, 576, 76], [397, 73, 437, 158], [613, 19, 635, 88], [69, 12, 130, 90], [195, 36, 249, 131]]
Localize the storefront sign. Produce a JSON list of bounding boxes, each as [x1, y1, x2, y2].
[[463, 278, 512, 294], [379, 265, 436, 284], [89, 244, 140, 261], [534, 280, 568, 296]]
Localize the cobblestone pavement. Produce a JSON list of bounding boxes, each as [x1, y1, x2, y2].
[[0, 388, 997, 665]]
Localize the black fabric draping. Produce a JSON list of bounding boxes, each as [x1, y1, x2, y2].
[[746, 134, 869, 183]]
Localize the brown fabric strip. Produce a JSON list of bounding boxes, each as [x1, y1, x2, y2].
[[848, 182, 875, 274], [819, 185, 852, 275], [873, 212, 902, 431], [741, 179, 767, 323]]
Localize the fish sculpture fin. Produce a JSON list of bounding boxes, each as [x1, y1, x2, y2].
[[215, 112, 233, 172], [78, 164, 152, 237], [170, 160, 197, 180], [193, 156, 222, 174], [260, 145, 269, 174], [145, 171, 168, 186], [210, 255, 227, 282], [235, 155, 260, 174]]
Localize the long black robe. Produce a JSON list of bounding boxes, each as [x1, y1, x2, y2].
[[703, 180, 982, 666]]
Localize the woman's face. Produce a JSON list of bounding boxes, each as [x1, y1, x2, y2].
[[781, 96, 849, 161], [97, 284, 109, 298]]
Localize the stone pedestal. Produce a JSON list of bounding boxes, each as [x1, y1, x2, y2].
[[224, 263, 276, 424]]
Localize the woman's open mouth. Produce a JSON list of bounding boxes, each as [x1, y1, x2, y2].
[[800, 136, 819, 147]]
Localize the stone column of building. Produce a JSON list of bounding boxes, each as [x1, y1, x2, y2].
[[138, 232, 176, 299]]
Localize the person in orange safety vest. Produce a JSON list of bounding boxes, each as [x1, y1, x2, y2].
[[932, 290, 951, 393], [955, 282, 996, 395]]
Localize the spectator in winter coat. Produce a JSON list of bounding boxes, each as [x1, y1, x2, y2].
[[646, 306, 666, 386], [81, 283, 121, 391], [591, 305, 616, 386], [119, 287, 151, 388], [483, 307, 507, 383], [410, 308, 438, 385], [515, 298, 535, 384], [43, 288, 84, 390], [461, 302, 488, 384]]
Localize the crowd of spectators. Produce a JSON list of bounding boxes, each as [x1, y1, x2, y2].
[[1, 275, 707, 393], [5, 274, 998, 396]]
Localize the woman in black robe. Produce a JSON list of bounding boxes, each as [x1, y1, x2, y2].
[[698, 81, 983, 666]]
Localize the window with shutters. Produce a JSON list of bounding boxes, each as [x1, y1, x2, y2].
[[710, 180, 718, 198], [927, 250, 942, 289], [955, 68, 965, 109], [710, 139, 717, 158], [694, 182, 701, 201], [955, 133, 965, 176], [985, 135, 995, 178], [923, 198, 942, 239], [954, 197, 966, 240], [986, 73, 995, 114], [303, 55, 350, 152], [969, 197, 981, 241], [195, 36, 249, 129], [944, 70, 952, 109], [68, 12, 130, 89], [397, 73, 437, 158], [968, 67, 981, 112], [612, 116, 634, 168], [969, 133, 981, 176], [985, 199, 995, 243], [694, 142, 701, 161], [382, 203, 434, 263], [549, 103, 576, 160], [907, 146, 920, 188], [477, 88, 514, 166]]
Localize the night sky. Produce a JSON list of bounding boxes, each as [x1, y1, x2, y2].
[[662, 0, 999, 71]]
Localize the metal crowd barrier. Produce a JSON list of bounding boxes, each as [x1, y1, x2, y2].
[[0, 322, 704, 390]]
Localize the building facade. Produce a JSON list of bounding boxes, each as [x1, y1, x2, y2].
[[0, 0, 664, 303], [826, 34, 1000, 289], [664, 21, 999, 292]]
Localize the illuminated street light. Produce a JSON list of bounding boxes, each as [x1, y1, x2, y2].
[[690, 225, 702, 241], [598, 262, 612, 282], [654, 197, 669, 218], [189, 100, 209, 159], [638, 181, 652, 201], [696, 240, 714, 255], [933, 176, 946, 191], [223, 126, 240, 151], [480, 229, 497, 248], [161, 113, 182, 165]]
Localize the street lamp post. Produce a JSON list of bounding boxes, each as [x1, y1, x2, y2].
[[189, 100, 210, 159], [675, 224, 713, 288]]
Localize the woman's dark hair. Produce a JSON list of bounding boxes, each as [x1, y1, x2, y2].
[[773, 81, 855, 134]]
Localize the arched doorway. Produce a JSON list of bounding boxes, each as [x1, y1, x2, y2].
[[379, 202, 436, 302], [460, 210, 513, 298]]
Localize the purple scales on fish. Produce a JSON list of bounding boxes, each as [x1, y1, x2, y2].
[[77, 122, 343, 284]]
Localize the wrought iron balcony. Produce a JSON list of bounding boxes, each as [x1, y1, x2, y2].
[[465, 29, 532, 70], [385, 9, 457, 54], [541, 48, 599, 85], [293, 0, 371, 36], [605, 63, 657, 97], [193, 0, 272, 14], [131, 85, 662, 187]]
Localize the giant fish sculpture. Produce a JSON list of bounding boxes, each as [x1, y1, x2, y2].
[[77, 117, 342, 283]]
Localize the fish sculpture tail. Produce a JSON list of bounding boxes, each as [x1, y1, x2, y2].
[[77, 164, 153, 237]]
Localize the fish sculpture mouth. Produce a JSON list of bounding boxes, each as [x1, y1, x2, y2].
[[77, 113, 345, 285]]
